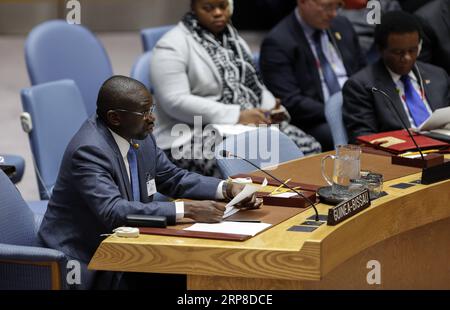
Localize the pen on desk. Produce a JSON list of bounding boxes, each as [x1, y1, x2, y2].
[[400, 149, 440, 157], [270, 178, 291, 195]]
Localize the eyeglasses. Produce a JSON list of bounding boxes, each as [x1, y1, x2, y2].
[[387, 47, 420, 59], [312, 0, 344, 13], [114, 105, 155, 119]]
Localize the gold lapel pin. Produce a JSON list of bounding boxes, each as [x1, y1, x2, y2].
[[335, 32, 342, 40], [425, 80, 431, 84]]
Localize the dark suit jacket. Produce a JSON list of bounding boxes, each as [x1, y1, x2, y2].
[[260, 11, 366, 130], [343, 60, 450, 142], [416, 0, 450, 75], [38, 116, 221, 289]]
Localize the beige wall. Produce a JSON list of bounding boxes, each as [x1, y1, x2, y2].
[[0, 0, 190, 34]]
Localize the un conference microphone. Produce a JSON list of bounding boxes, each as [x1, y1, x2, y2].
[[371, 87, 425, 161], [220, 150, 320, 221]]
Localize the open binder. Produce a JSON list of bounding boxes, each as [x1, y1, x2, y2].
[[357, 129, 449, 154]]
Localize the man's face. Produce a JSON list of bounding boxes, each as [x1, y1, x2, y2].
[[298, 0, 343, 29], [381, 32, 420, 76], [192, 0, 231, 35], [116, 90, 155, 141]]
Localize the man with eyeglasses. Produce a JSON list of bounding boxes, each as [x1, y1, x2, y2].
[[260, 0, 366, 151], [343, 11, 450, 143], [38, 75, 262, 289]]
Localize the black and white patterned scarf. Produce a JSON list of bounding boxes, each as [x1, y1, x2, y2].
[[182, 12, 264, 110]]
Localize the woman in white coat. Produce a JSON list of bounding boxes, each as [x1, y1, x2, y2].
[[150, 0, 321, 176]]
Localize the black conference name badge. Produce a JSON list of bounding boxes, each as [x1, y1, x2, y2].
[[327, 189, 371, 226]]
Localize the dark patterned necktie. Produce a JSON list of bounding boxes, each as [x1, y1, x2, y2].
[[313, 30, 341, 96]]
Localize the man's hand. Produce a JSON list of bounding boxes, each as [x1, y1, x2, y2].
[[227, 183, 263, 210], [184, 201, 226, 223]]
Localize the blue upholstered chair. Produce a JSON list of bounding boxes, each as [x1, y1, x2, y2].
[[324, 92, 348, 148], [130, 51, 153, 93], [140, 25, 174, 52], [215, 127, 304, 178], [21, 80, 88, 200], [0, 154, 25, 184], [25, 20, 113, 116], [0, 169, 67, 290]]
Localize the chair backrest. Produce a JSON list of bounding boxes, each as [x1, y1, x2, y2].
[[21, 79, 89, 200], [25, 20, 113, 116], [324, 92, 348, 148], [215, 127, 304, 178], [130, 51, 153, 93], [0, 170, 36, 246], [140, 25, 174, 52]]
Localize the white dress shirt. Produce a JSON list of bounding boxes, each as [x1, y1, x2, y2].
[[386, 67, 432, 128], [109, 129, 225, 221]]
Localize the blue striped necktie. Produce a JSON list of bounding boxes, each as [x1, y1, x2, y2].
[[400, 75, 430, 127], [313, 30, 341, 96], [127, 144, 140, 201]]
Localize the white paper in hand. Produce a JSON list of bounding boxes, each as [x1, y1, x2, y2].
[[419, 107, 450, 131], [223, 178, 268, 219]]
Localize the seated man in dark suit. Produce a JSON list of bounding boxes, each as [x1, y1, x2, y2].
[[260, 0, 366, 151], [343, 11, 450, 143], [38, 75, 261, 289], [415, 0, 450, 76]]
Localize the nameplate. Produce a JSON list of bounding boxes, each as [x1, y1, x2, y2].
[[327, 189, 371, 226]]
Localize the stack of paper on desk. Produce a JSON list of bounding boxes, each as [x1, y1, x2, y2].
[[184, 222, 272, 237], [182, 178, 271, 237]]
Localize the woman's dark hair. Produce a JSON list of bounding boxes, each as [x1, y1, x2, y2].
[[374, 11, 423, 50]]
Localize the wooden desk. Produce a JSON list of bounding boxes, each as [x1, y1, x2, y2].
[[89, 154, 450, 289]]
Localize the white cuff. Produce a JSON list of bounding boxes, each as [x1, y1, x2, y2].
[[175, 201, 184, 221], [216, 180, 225, 200]]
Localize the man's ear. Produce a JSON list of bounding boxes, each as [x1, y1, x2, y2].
[[106, 110, 121, 127]]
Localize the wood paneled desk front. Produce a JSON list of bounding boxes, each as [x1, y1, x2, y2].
[[89, 153, 450, 289]]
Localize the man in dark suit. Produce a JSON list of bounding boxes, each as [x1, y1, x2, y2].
[[415, 0, 450, 76], [38, 76, 261, 289], [343, 11, 450, 143], [260, 0, 366, 151]]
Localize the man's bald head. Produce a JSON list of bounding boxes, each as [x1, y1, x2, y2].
[[96, 75, 155, 141], [96, 75, 149, 122]]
